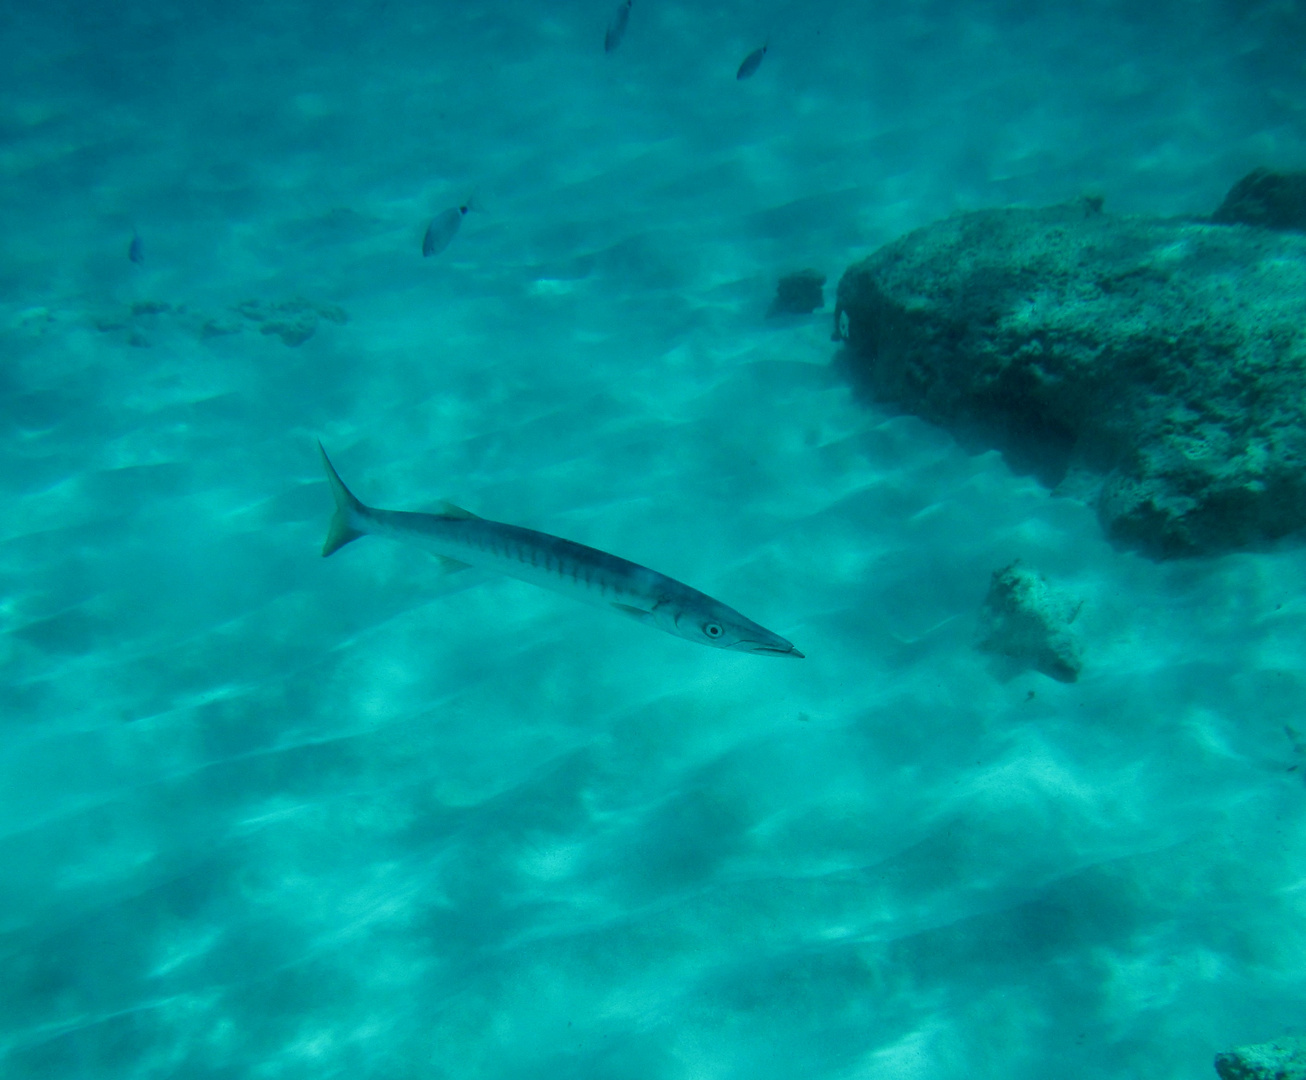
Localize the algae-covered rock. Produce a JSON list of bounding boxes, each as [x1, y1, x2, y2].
[[1215, 1035, 1306, 1080], [129, 300, 178, 317], [91, 296, 347, 348], [235, 298, 347, 347], [768, 269, 826, 315], [200, 317, 242, 339], [976, 561, 1082, 683], [834, 200, 1306, 557], [1213, 168, 1306, 232]]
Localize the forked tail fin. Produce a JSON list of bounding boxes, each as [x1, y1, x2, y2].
[[318, 442, 368, 557]]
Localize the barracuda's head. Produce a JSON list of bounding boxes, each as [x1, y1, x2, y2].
[[659, 594, 804, 658]]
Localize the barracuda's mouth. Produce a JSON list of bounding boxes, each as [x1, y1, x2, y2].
[[748, 642, 805, 658]]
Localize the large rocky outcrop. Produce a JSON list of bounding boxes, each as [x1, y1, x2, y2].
[[1213, 167, 1306, 232], [1215, 1035, 1306, 1080], [833, 196, 1306, 557]]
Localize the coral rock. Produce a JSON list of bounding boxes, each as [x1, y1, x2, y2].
[[1213, 168, 1306, 232], [977, 562, 1082, 683], [769, 269, 826, 316], [1215, 1035, 1306, 1080], [834, 201, 1306, 557]]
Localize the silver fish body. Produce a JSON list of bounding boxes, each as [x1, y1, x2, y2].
[[318, 443, 802, 657], [604, 0, 632, 53], [422, 204, 468, 257], [736, 43, 767, 80]]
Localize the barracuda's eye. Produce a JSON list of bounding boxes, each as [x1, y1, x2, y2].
[[704, 622, 723, 639]]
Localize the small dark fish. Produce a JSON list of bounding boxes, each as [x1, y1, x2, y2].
[[604, 0, 632, 53], [422, 202, 471, 258], [128, 230, 144, 265], [736, 43, 767, 80]]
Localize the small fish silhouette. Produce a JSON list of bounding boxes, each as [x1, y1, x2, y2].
[[128, 230, 144, 265], [422, 201, 473, 258], [604, 0, 632, 53], [736, 43, 767, 80]]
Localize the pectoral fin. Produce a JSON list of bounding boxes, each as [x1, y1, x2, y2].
[[434, 555, 473, 574], [611, 603, 653, 623]]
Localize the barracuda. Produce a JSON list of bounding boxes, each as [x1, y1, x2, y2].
[[318, 443, 803, 657]]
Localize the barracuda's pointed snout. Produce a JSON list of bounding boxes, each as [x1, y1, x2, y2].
[[728, 621, 804, 657], [745, 639, 804, 658]]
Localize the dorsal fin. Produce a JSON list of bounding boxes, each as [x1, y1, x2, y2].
[[434, 500, 479, 519]]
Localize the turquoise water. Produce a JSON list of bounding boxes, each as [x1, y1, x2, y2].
[[4, 1, 1306, 1076]]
